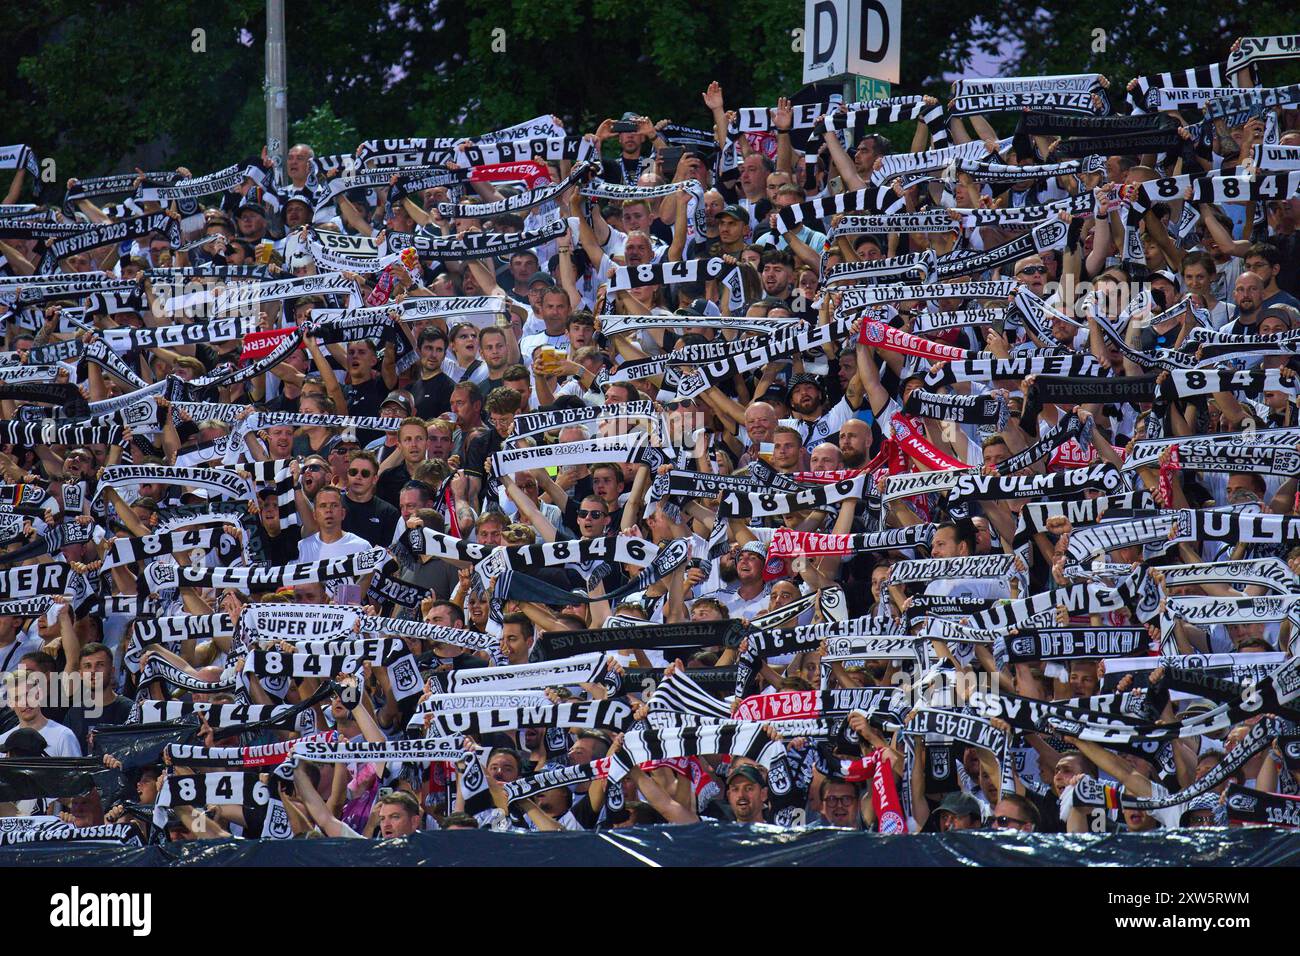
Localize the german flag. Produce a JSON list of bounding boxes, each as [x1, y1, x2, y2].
[[1104, 784, 1123, 812]]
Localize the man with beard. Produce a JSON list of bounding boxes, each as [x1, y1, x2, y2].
[[759, 249, 795, 304], [409, 327, 455, 419], [784, 372, 866, 453], [716, 540, 772, 620], [838, 418, 872, 468], [623, 750, 771, 825], [1222, 270, 1266, 335]]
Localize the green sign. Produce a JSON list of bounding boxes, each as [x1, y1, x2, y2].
[[854, 76, 892, 102]]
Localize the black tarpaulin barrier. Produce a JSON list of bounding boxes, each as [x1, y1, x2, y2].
[[0, 823, 1298, 866]]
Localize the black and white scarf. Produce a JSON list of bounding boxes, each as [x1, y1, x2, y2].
[[421, 700, 634, 738], [410, 220, 568, 261], [436, 652, 608, 694], [838, 279, 1021, 311], [1159, 367, 1287, 402], [903, 388, 1008, 428], [1063, 512, 1179, 564], [950, 74, 1106, 116], [994, 413, 1091, 475], [142, 546, 388, 594], [606, 256, 738, 293], [673, 313, 856, 400], [776, 186, 885, 234], [97, 463, 253, 502], [608, 723, 786, 783], [970, 568, 1161, 631], [936, 219, 1071, 280], [598, 314, 799, 337], [886, 554, 1017, 584], [293, 736, 463, 763], [490, 432, 665, 479], [924, 352, 1101, 388], [101, 526, 218, 571], [646, 469, 770, 504], [144, 164, 248, 201], [125, 612, 235, 671], [456, 136, 597, 167], [1004, 627, 1150, 662], [1171, 510, 1300, 548], [647, 668, 732, 719], [0, 562, 69, 599], [943, 157, 1095, 184], [824, 249, 937, 286], [0, 421, 121, 447], [829, 210, 957, 237], [473, 534, 659, 590], [436, 161, 596, 219], [897, 707, 1013, 793], [537, 620, 744, 660], [209, 272, 356, 317], [243, 639, 422, 701], [816, 100, 947, 138], [39, 212, 180, 273], [509, 400, 657, 442], [871, 138, 1008, 185], [717, 474, 865, 519]]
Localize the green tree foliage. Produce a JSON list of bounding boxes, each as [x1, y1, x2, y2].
[[290, 103, 358, 157], [0, 0, 1292, 183]]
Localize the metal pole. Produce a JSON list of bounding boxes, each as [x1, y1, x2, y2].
[[265, 0, 288, 184]]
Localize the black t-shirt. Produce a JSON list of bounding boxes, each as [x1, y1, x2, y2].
[[343, 494, 401, 547], [410, 372, 455, 420], [62, 696, 134, 753], [463, 427, 505, 484], [251, 524, 302, 566], [344, 375, 389, 419], [377, 461, 413, 508], [601, 155, 650, 185]]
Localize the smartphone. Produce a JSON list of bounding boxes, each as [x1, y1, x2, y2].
[[611, 121, 639, 133], [659, 146, 685, 179]]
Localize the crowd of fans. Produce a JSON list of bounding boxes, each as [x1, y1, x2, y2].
[[1, 30, 1299, 847]]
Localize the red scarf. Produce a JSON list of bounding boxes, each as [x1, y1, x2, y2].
[[859, 319, 973, 362], [835, 749, 908, 833]]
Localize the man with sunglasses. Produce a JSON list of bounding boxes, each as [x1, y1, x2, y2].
[[341, 450, 400, 547], [989, 794, 1040, 833]]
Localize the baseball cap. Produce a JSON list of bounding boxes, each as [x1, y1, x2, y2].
[[726, 763, 766, 789], [936, 791, 982, 819], [2, 727, 48, 757], [717, 204, 748, 224], [529, 272, 557, 289], [620, 111, 640, 122], [740, 540, 767, 558], [238, 199, 267, 218], [1260, 304, 1300, 327], [381, 391, 414, 415]]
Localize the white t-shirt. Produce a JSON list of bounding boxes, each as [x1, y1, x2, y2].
[[0, 719, 83, 757], [518, 331, 569, 368], [0, 633, 43, 675], [296, 531, 372, 564]]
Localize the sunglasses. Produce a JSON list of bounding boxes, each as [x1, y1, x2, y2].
[[1017, 265, 1048, 276], [576, 509, 607, 519], [348, 469, 374, 478], [991, 816, 1029, 828], [303, 464, 325, 473]]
